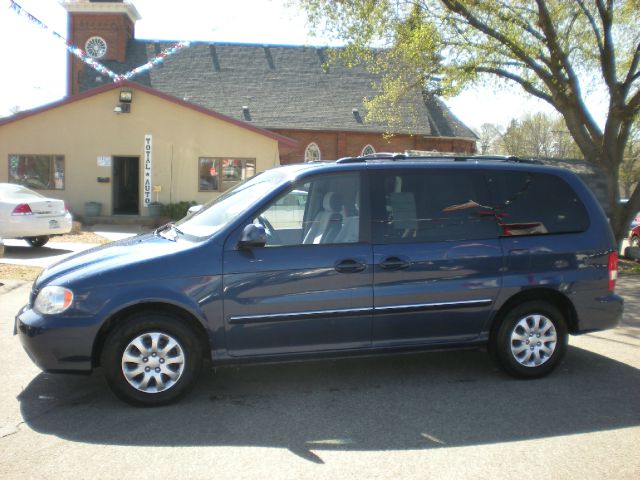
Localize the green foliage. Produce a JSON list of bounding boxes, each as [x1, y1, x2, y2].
[[162, 201, 198, 221]]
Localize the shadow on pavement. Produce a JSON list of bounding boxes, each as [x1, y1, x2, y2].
[[2, 245, 73, 259], [17, 346, 640, 463]]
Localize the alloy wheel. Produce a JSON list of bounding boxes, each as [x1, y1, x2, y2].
[[121, 331, 186, 393]]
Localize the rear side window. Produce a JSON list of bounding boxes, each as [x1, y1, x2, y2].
[[371, 169, 498, 244], [486, 171, 589, 236]]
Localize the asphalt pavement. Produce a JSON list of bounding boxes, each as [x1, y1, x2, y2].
[[0, 277, 638, 479]]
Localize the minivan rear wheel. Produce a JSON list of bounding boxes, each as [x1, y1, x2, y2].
[[493, 301, 568, 378], [100, 312, 203, 406]]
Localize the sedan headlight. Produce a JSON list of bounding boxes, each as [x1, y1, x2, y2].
[[34, 286, 74, 315]]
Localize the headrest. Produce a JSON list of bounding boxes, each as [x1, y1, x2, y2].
[[323, 192, 343, 212]]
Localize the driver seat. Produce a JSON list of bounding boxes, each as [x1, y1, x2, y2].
[[302, 192, 343, 244]]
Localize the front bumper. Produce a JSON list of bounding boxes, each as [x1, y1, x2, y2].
[[15, 304, 95, 372]]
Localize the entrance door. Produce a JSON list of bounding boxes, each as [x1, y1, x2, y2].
[[112, 156, 139, 215]]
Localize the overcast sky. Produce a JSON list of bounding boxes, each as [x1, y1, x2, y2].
[[1, 0, 602, 132]]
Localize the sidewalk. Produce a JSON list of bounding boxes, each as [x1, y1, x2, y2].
[[88, 224, 151, 242]]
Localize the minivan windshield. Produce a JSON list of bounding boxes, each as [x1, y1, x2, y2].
[[175, 169, 289, 238]]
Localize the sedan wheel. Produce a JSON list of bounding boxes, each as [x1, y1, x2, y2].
[[25, 236, 49, 247]]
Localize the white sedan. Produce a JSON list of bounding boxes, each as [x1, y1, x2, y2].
[[0, 183, 72, 247]]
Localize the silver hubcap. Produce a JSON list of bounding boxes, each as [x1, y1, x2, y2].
[[121, 332, 186, 393], [510, 314, 557, 367]]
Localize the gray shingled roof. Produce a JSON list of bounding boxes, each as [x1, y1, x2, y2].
[[80, 42, 476, 138]]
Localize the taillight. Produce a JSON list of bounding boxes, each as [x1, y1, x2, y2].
[[64, 202, 69, 213], [12, 203, 33, 215], [608, 251, 618, 292]]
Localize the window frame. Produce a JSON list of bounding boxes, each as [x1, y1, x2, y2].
[[304, 143, 321, 162], [8, 154, 65, 191], [361, 144, 376, 156], [198, 157, 257, 193]]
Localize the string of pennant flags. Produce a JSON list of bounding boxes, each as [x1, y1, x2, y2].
[[7, 0, 190, 83]]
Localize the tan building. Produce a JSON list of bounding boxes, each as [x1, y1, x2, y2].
[[1, 0, 479, 221], [0, 81, 294, 219]]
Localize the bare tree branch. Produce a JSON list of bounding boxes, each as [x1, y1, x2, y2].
[[475, 66, 553, 104], [623, 41, 640, 96], [594, 0, 617, 88], [440, 0, 554, 84]]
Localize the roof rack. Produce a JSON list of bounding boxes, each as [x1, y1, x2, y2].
[[336, 152, 406, 163], [335, 153, 543, 165]]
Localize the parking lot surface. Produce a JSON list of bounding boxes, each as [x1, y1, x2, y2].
[[1, 277, 639, 479]]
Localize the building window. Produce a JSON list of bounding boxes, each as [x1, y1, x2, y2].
[[361, 144, 376, 156], [304, 143, 321, 162], [8, 154, 65, 190], [199, 157, 256, 192]]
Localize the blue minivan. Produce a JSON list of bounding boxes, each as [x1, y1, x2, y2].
[[15, 155, 623, 405]]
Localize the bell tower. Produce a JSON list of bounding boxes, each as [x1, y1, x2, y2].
[[62, 0, 141, 96]]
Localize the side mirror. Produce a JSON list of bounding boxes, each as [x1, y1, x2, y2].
[[237, 224, 267, 249]]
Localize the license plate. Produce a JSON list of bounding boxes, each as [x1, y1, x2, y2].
[[49, 219, 60, 229]]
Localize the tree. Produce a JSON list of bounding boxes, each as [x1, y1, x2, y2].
[[296, 0, 640, 243], [498, 112, 581, 158], [477, 122, 503, 154], [619, 120, 640, 198]]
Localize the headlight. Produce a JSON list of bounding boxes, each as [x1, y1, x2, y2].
[[34, 286, 74, 315]]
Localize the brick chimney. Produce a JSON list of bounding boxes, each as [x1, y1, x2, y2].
[[62, 0, 141, 96]]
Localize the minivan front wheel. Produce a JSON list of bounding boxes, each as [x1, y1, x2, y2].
[[493, 301, 568, 378], [101, 312, 203, 406]]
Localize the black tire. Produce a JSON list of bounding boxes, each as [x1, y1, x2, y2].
[[26, 236, 50, 247], [100, 312, 203, 406], [492, 300, 568, 379]]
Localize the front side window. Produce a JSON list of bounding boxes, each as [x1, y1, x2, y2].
[[8, 154, 65, 190], [256, 172, 361, 247], [371, 169, 497, 244], [199, 157, 256, 192], [304, 143, 321, 162], [178, 169, 288, 238]]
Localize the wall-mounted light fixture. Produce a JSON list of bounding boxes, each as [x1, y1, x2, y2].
[[114, 89, 132, 114], [119, 89, 133, 103]]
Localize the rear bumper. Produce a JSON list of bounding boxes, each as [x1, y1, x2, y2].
[[3, 213, 72, 239], [573, 292, 623, 333]]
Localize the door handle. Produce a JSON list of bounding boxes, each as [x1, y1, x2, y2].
[[335, 259, 366, 273], [379, 256, 411, 270]]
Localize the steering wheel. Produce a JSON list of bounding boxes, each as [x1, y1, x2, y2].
[[257, 214, 282, 245]]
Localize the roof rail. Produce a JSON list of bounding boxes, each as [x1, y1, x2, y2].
[[335, 153, 543, 165], [336, 152, 407, 163]]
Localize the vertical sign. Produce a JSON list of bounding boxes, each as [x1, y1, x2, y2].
[[143, 134, 152, 208]]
